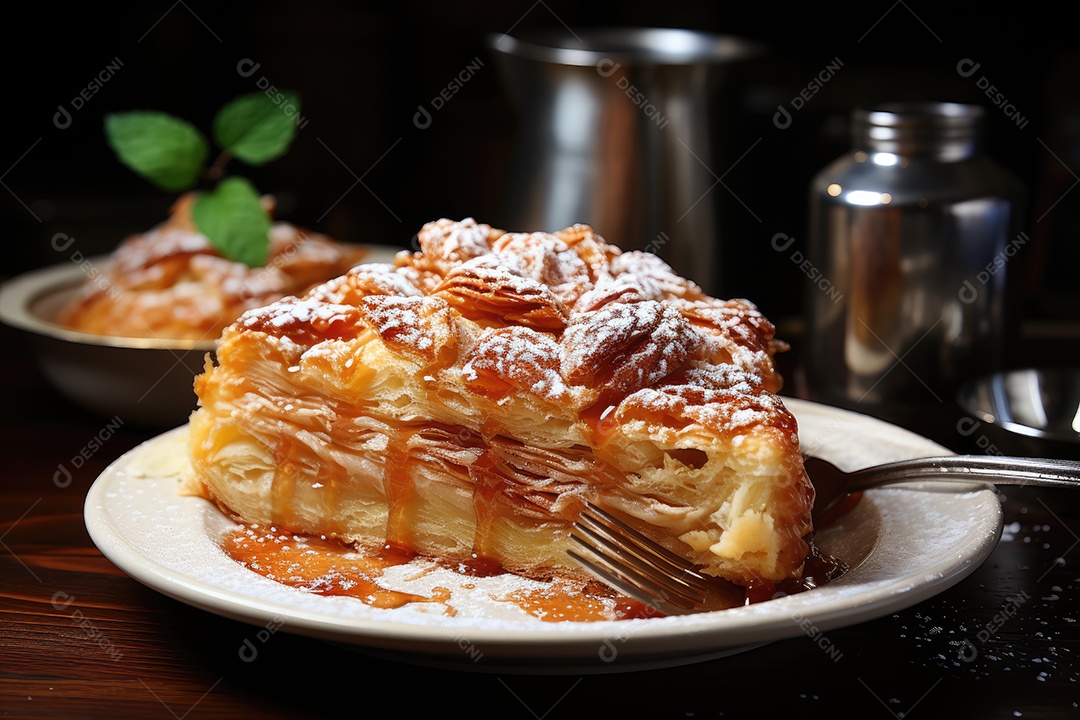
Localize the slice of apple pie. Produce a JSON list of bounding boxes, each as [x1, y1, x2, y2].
[[186, 218, 814, 588]]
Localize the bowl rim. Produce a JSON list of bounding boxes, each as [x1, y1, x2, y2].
[[956, 367, 1080, 445], [0, 259, 219, 351], [486, 28, 765, 67]]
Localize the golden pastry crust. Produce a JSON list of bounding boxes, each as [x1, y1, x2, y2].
[[186, 218, 813, 587], [59, 194, 368, 341]]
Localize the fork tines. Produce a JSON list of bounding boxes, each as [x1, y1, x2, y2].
[[568, 502, 708, 615]]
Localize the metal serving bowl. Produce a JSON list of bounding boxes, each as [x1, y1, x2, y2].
[[0, 246, 399, 429], [957, 368, 1080, 459], [0, 260, 216, 428]]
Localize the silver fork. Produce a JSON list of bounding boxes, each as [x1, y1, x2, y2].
[[568, 456, 1080, 615], [806, 454, 1080, 523], [568, 502, 708, 616]]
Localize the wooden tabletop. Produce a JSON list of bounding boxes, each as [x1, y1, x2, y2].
[[1, 318, 1078, 720]]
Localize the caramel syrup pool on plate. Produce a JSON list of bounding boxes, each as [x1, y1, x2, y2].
[[222, 522, 850, 619], [221, 525, 657, 621]]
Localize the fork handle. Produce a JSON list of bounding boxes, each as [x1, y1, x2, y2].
[[851, 455, 1080, 490]]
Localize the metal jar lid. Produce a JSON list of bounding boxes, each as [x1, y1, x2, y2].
[[852, 101, 984, 158]]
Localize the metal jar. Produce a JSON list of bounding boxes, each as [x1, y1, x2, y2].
[[803, 102, 1025, 407]]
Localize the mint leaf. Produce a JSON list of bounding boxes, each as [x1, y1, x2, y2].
[[192, 177, 271, 267], [213, 91, 300, 166], [104, 111, 208, 191]]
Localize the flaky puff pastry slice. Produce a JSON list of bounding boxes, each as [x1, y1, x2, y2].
[[185, 218, 813, 588]]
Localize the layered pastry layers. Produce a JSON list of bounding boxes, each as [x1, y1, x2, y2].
[[60, 194, 368, 341], [186, 219, 814, 587]]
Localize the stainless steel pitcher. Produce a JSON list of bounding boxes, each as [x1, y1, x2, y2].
[[488, 28, 761, 294]]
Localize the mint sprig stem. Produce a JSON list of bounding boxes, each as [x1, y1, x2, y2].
[[104, 91, 301, 268]]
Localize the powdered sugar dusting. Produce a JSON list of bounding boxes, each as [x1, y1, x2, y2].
[[444, 257, 547, 297], [239, 298, 350, 331], [309, 264, 423, 304], [405, 217, 500, 275], [235, 297, 365, 348], [561, 301, 700, 395], [462, 327, 572, 403], [490, 232, 593, 305], [572, 274, 648, 313], [433, 257, 569, 330], [270, 300, 354, 328], [221, 217, 791, 436], [356, 295, 453, 362], [620, 362, 791, 435], [610, 251, 705, 302]]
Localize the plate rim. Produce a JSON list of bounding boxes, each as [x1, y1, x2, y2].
[[83, 397, 1004, 671]]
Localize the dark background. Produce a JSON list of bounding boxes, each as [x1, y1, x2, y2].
[[2, 6, 1079, 717], [3, 0, 1079, 330]]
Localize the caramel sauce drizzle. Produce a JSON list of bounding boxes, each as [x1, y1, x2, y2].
[[466, 456, 504, 565], [500, 583, 658, 622], [743, 541, 849, 605], [383, 429, 418, 548], [243, 422, 661, 621], [220, 525, 654, 621], [271, 439, 299, 531], [222, 527, 438, 610], [251, 409, 846, 620]]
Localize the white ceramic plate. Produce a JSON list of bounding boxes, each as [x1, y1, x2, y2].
[[84, 398, 1002, 674]]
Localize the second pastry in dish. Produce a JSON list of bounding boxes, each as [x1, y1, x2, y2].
[[59, 194, 368, 341]]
